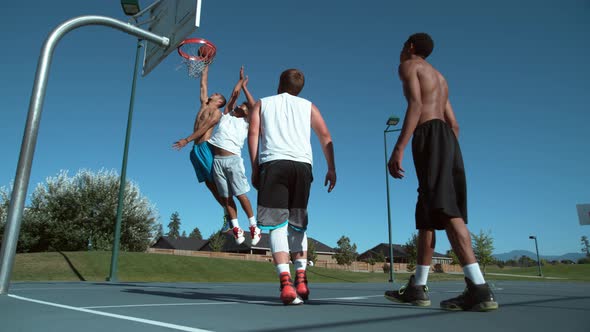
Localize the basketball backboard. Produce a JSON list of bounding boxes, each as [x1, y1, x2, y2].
[[142, 0, 201, 76], [577, 204, 590, 225]]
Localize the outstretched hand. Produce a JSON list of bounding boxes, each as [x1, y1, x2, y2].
[[172, 138, 189, 150], [325, 169, 336, 193]]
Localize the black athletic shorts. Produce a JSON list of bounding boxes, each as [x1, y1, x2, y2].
[[256, 160, 313, 231], [412, 119, 467, 230]]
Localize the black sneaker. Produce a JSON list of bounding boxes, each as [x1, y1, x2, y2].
[[384, 275, 431, 306], [440, 277, 499, 312]]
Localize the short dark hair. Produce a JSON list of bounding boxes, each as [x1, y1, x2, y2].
[[405, 33, 434, 58], [278, 69, 305, 96], [219, 95, 227, 108]]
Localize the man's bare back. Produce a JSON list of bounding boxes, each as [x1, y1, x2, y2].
[[389, 34, 459, 179], [400, 58, 449, 126]]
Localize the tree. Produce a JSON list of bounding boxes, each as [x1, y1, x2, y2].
[[471, 229, 495, 274], [404, 232, 418, 272], [374, 250, 386, 263], [181, 230, 187, 238], [6, 169, 158, 252], [519, 255, 536, 267], [581, 236, 590, 257], [189, 227, 203, 240], [167, 212, 181, 239], [0, 186, 10, 241], [208, 230, 226, 252], [364, 250, 386, 266], [155, 224, 164, 239], [333, 236, 357, 266], [307, 239, 318, 264], [446, 249, 460, 265]]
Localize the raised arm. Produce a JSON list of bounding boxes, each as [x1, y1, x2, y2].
[[224, 66, 245, 114], [200, 66, 209, 105], [388, 61, 422, 179], [242, 75, 256, 111], [311, 104, 336, 193], [247, 100, 261, 188]]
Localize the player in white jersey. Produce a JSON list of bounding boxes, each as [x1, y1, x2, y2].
[[248, 68, 336, 305], [209, 67, 261, 246]]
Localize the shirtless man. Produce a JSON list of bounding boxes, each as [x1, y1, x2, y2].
[[384, 33, 498, 312], [173, 65, 232, 225]]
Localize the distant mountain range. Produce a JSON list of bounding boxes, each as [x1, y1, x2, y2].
[[493, 250, 585, 262]]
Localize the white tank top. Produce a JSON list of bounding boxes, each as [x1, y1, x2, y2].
[[208, 113, 249, 155], [259, 93, 312, 165]]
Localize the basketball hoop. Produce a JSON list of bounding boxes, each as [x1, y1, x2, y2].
[[177, 38, 217, 78]]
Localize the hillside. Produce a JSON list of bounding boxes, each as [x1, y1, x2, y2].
[[494, 250, 585, 262]]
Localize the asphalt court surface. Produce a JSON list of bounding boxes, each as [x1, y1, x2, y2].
[[1, 280, 589, 331]]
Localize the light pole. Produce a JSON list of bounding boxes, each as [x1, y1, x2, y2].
[[529, 235, 543, 277], [384, 115, 401, 283], [108, 1, 145, 282]]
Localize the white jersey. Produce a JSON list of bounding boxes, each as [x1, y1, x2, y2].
[[259, 93, 312, 165], [208, 113, 249, 155]]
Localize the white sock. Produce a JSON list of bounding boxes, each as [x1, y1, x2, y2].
[[294, 259, 307, 272], [463, 263, 486, 285], [414, 265, 430, 285], [230, 219, 240, 228], [276, 263, 290, 276], [249, 216, 257, 227]]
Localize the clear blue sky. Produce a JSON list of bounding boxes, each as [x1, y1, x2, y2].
[[1, 0, 588, 256]]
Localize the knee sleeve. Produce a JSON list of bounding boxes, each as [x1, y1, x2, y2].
[[270, 224, 289, 254], [288, 226, 308, 252]]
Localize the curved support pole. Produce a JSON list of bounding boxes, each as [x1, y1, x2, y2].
[[0, 16, 169, 295]]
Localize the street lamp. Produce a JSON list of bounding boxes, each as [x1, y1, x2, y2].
[[121, 0, 141, 16], [384, 115, 401, 283], [529, 235, 543, 277]]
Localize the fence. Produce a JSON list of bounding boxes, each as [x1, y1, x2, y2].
[[146, 248, 462, 273]]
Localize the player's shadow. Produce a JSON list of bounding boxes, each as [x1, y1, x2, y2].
[[306, 268, 356, 283], [58, 251, 85, 281], [123, 288, 285, 306], [123, 288, 428, 309], [92, 282, 215, 292]]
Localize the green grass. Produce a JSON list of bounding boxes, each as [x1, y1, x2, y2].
[[484, 264, 590, 282], [10, 251, 590, 283]]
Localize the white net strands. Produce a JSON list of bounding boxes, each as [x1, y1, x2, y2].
[[180, 43, 215, 78]]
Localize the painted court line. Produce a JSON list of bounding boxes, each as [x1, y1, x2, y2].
[[8, 294, 213, 332], [11, 286, 114, 291], [84, 302, 237, 309], [315, 295, 383, 301]]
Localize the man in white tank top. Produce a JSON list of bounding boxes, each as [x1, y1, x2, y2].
[[208, 67, 261, 246], [248, 68, 336, 305]]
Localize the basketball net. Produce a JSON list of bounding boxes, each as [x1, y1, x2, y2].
[[177, 39, 216, 79]]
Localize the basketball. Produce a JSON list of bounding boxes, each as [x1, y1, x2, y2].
[[198, 44, 215, 58]]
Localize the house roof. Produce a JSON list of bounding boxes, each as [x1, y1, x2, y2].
[[358, 243, 450, 260], [151, 233, 335, 254]]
